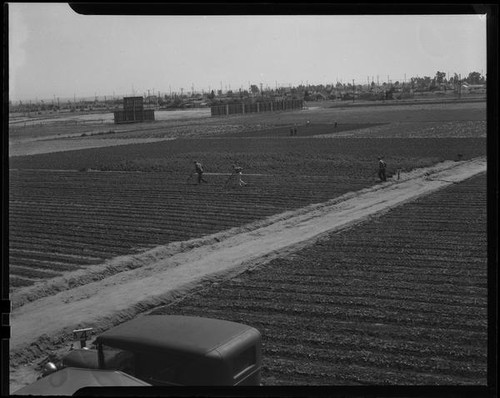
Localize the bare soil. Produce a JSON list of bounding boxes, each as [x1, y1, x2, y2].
[[9, 157, 486, 392]]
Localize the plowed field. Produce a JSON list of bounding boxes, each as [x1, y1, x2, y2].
[[9, 136, 485, 290], [8, 101, 489, 391], [149, 173, 488, 385]]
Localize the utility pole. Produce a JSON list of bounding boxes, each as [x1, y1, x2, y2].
[[352, 79, 355, 103], [458, 74, 461, 99]]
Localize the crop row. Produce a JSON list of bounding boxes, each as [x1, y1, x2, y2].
[[8, 133, 486, 289], [150, 173, 488, 385], [9, 159, 486, 291], [7, 167, 371, 290]]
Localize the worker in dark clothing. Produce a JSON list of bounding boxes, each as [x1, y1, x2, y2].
[[378, 156, 387, 182], [188, 161, 208, 184]]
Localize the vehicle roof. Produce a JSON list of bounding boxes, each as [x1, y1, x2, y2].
[[11, 367, 150, 396], [95, 315, 256, 356]]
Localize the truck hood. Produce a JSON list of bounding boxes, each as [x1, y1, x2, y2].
[[62, 348, 99, 368], [11, 367, 150, 396]]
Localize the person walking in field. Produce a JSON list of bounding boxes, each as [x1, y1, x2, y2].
[[188, 161, 208, 184], [226, 164, 247, 187], [378, 156, 387, 182]]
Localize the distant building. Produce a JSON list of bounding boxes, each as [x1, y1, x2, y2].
[[114, 96, 155, 124], [211, 99, 303, 117], [461, 83, 486, 92]]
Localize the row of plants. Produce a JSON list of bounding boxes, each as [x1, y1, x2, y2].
[[149, 173, 487, 385], [9, 130, 486, 289]]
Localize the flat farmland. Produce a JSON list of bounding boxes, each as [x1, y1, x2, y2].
[[150, 173, 488, 385], [8, 101, 485, 157], [9, 101, 489, 390], [9, 135, 486, 291]]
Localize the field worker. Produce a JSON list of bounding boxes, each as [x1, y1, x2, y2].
[[378, 156, 387, 182], [193, 161, 208, 184], [232, 164, 247, 187]]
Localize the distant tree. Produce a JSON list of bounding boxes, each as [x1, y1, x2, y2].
[[170, 96, 182, 108], [250, 85, 260, 95], [466, 71, 483, 85], [435, 71, 446, 85]]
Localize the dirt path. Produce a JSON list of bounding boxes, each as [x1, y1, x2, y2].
[[9, 157, 486, 392]]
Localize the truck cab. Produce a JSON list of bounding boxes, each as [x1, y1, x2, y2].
[[53, 315, 262, 386]]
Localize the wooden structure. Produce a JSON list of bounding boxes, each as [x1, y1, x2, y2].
[[114, 96, 155, 124], [211, 99, 303, 117]]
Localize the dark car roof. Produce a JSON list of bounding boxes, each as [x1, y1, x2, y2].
[[11, 368, 150, 396], [95, 315, 256, 356]]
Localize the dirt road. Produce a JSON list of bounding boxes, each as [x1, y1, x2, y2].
[[9, 157, 486, 391]]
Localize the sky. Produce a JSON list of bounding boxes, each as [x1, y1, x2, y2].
[[8, 3, 488, 102]]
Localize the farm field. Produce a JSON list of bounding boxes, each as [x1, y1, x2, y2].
[[9, 136, 486, 291], [8, 101, 489, 390], [150, 172, 488, 385], [8, 101, 485, 153]]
